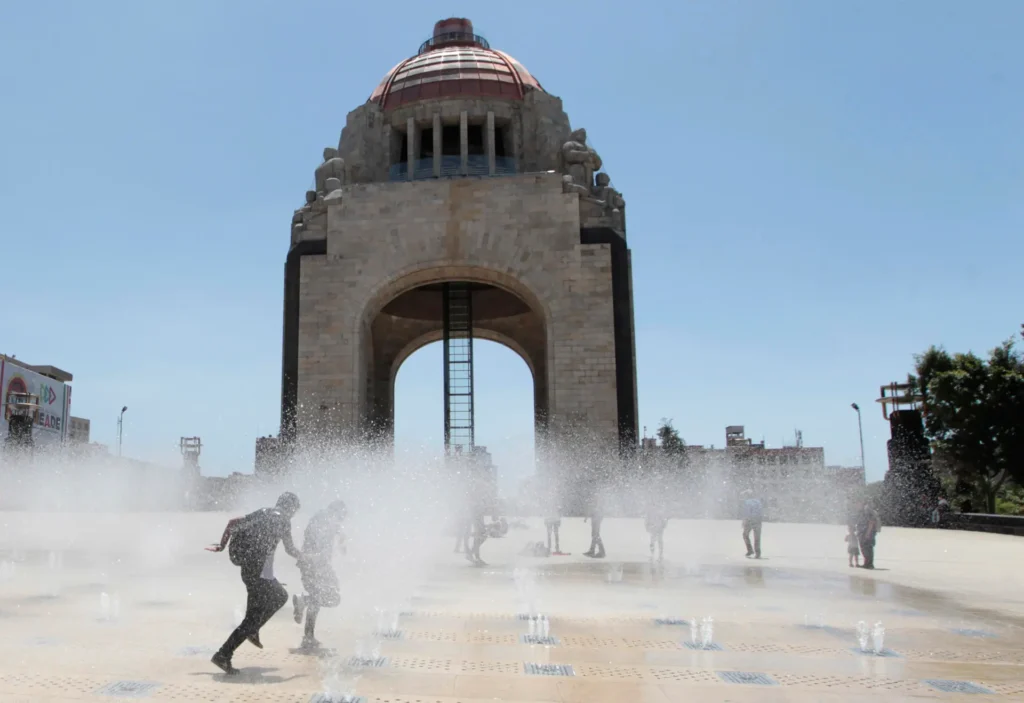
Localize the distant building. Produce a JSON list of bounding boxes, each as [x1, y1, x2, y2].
[[644, 426, 864, 523], [254, 435, 285, 478], [69, 417, 91, 444]]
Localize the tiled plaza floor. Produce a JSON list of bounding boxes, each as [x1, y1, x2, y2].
[[1, 514, 1023, 701]]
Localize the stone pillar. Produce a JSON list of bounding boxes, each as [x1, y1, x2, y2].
[[459, 111, 468, 176], [432, 113, 442, 178], [406, 117, 416, 181], [486, 111, 496, 175]]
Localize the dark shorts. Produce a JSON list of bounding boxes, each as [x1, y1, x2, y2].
[[300, 559, 340, 608]]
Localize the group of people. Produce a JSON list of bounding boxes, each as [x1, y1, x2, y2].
[[539, 504, 668, 561], [845, 500, 882, 569], [205, 493, 347, 675]]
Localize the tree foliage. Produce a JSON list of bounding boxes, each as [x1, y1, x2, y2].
[[656, 419, 687, 457], [910, 339, 1024, 513]]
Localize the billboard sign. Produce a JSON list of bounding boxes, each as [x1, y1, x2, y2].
[[1, 358, 70, 447]]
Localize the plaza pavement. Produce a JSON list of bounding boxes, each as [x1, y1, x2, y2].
[[1, 513, 1023, 702]]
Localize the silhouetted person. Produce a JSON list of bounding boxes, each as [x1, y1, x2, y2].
[[741, 490, 763, 559], [645, 499, 668, 562], [545, 514, 562, 555], [206, 492, 302, 674], [856, 501, 881, 569], [293, 500, 346, 649], [584, 498, 605, 559], [454, 512, 472, 554], [468, 498, 488, 565]]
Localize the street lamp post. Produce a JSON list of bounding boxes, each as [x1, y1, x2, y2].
[[851, 403, 865, 473], [117, 406, 128, 457]]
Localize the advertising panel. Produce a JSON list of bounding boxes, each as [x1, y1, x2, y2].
[[1, 358, 70, 447]]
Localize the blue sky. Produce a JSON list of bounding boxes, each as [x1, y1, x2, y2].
[[2, 2, 1021, 493]]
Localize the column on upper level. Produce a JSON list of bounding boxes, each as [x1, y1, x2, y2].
[[406, 117, 416, 181], [486, 111, 496, 175], [432, 113, 442, 178], [460, 111, 469, 176]]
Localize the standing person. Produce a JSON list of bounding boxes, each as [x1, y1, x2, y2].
[[583, 492, 605, 559], [741, 490, 764, 559], [544, 496, 564, 555], [856, 501, 881, 569], [206, 492, 302, 675], [292, 500, 347, 650], [645, 497, 669, 562], [466, 479, 489, 566], [845, 523, 860, 567], [453, 512, 472, 554]]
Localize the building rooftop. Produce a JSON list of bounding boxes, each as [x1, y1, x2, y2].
[[369, 18, 544, 110], [0, 355, 73, 383]]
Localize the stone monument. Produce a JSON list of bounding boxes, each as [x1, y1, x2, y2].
[[279, 18, 638, 486]]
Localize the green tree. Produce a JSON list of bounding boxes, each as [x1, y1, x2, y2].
[[656, 419, 687, 456], [911, 339, 1024, 513]]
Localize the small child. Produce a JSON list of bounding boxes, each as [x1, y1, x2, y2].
[[845, 525, 860, 567]]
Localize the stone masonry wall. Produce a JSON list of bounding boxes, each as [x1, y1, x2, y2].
[[296, 171, 619, 449]]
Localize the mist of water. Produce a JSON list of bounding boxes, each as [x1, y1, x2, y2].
[[1, 428, 862, 695]]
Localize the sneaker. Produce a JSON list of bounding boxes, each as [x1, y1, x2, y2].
[[293, 594, 305, 624], [247, 632, 263, 649], [300, 635, 321, 650], [211, 651, 238, 675]]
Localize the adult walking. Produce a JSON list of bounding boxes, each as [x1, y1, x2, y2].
[[856, 500, 882, 569], [583, 490, 605, 559], [741, 490, 764, 559], [206, 492, 303, 674]]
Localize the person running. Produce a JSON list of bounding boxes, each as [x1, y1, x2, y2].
[[292, 500, 346, 650], [645, 497, 669, 562], [206, 492, 302, 675], [741, 490, 764, 559]]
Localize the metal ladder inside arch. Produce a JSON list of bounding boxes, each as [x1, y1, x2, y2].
[[443, 282, 475, 455]]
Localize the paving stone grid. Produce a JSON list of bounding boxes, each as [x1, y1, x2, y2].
[[2, 517, 1023, 702]]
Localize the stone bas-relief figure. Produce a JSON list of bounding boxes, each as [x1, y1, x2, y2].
[[592, 173, 624, 210], [561, 174, 589, 197], [315, 148, 346, 196], [291, 190, 317, 237], [559, 128, 602, 191], [592, 172, 625, 230]]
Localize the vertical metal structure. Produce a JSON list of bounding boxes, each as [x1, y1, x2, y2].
[[442, 282, 475, 454]]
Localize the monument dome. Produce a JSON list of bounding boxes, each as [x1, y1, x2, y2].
[[369, 19, 544, 110]]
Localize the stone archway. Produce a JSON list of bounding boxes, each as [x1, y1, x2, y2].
[[358, 269, 548, 447]]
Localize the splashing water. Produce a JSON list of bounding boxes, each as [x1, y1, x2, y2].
[[856, 621, 870, 652], [541, 615, 550, 638], [700, 616, 714, 648], [690, 616, 699, 644], [872, 621, 885, 654]]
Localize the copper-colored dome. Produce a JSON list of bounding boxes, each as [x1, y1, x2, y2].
[[369, 19, 544, 110]]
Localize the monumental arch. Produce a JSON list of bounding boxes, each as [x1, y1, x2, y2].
[[281, 18, 638, 468]]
